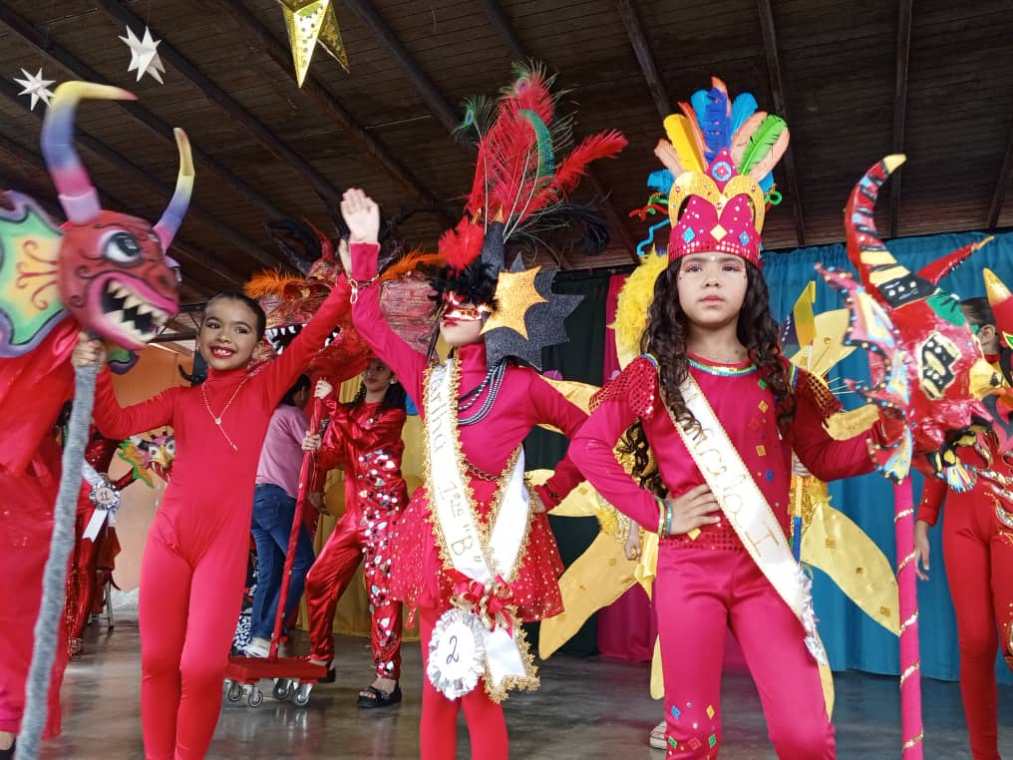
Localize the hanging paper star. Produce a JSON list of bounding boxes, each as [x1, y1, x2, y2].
[[119, 25, 166, 84], [13, 68, 55, 111], [280, 0, 349, 87]]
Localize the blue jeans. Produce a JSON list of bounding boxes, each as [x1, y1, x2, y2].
[[250, 483, 315, 640]]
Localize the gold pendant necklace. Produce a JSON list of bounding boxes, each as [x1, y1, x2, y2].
[[201, 376, 249, 451]]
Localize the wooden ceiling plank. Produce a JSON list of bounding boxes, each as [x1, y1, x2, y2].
[[757, 0, 807, 246]]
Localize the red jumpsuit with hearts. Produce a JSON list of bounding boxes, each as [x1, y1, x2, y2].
[[918, 436, 1013, 760], [350, 241, 587, 760], [64, 428, 131, 653], [304, 397, 408, 680]]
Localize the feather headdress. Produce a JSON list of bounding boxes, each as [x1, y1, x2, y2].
[[639, 76, 790, 266]]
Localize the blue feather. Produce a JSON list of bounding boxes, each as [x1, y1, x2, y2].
[[690, 90, 709, 132], [648, 169, 674, 194], [700, 88, 730, 162], [759, 173, 773, 192], [730, 93, 758, 136]]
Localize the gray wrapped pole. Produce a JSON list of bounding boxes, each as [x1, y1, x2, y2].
[[15, 363, 98, 760]]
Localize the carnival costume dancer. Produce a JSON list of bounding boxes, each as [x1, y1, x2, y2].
[[302, 358, 409, 708], [342, 66, 625, 760], [73, 279, 353, 759], [916, 285, 1013, 760], [570, 77, 903, 759], [0, 82, 191, 756], [64, 426, 135, 656]]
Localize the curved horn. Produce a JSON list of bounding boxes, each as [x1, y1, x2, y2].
[[844, 154, 933, 308], [154, 128, 195, 250], [41, 81, 136, 223]]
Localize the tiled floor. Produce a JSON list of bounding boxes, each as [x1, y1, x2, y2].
[[36, 622, 1012, 759]]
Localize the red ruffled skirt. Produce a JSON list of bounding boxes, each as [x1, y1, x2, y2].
[[390, 477, 564, 621]]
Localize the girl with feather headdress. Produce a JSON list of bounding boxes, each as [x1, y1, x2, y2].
[[569, 77, 905, 759], [338, 65, 625, 760]]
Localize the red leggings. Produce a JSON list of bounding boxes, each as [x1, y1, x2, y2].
[[418, 607, 509, 760], [942, 493, 1013, 760], [138, 521, 247, 760]]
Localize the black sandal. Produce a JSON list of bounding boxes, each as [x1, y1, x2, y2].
[[356, 683, 402, 709], [0, 738, 15, 760]]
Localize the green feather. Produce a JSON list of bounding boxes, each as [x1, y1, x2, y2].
[[737, 115, 786, 175], [520, 108, 555, 178]]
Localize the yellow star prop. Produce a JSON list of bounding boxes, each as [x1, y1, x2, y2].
[[481, 266, 547, 339], [281, 0, 349, 87]]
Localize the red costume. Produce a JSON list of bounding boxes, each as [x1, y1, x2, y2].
[[572, 355, 882, 758], [918, 440, 1013, 760], [90, 281, 349, 760], [351, 240, 587, 760], [304, 397, 408, 679], [64, 428, 133, 653], [0, 323, 78, 740]]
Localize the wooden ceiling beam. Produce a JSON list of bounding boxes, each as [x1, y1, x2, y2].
[[0, 3, 296, 250], [0, 126, 243, 291], [757, 0, 807, 247], [95, 0, 344, 207], [889, 0, 913, 239], [479, 0, 639, 264], [341, 0, 461, 135], [211, 0, 451, 221], [616, 0, 671, 119], [0, 79, 283, 271], [988, 111, 1013, 229]]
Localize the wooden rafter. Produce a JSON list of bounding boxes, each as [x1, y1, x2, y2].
[[0, 4, 295, 273], [616, 0, 671, 119], [890, 0, 913, 239], [0, 81, 283, 273], [95, 0, 344, 207], [211, 0, 451, 221], [0, 125, 243, 291], [988, 111, 1013, 229], [757, 0, 807, 247], [341, 0, 460, 134], [478, 0, 639, 263]]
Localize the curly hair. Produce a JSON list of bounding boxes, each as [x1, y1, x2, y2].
[[621, 258, 794, 494]]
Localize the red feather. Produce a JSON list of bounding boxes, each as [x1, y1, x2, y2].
[[438, 218, 485, 270], [527, 131, 628, 214]]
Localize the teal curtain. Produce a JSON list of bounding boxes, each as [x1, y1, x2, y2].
[[763, 230, 1013, 683], [524, 272, 611, 656]]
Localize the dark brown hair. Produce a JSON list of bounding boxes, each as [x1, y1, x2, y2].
[[622, 258, 794, 494]]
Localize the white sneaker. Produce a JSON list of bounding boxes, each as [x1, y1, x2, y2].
[[649, 720, 667, 750], [244, 637, 270, 658]]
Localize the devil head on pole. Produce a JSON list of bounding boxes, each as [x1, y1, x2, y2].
[[0, 81, 192, 760]]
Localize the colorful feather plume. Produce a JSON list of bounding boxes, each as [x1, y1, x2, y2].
[[443, 62, 626, 270], [379, 250, 445, 282], [244, 270, 304, 299]]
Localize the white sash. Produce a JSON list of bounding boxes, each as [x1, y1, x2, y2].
[[81, 462, 121, 541], [671, 374, 830, 671], [424, 359, 538, 702]]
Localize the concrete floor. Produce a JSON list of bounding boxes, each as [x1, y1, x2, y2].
[[38, 621, 1012, 759]]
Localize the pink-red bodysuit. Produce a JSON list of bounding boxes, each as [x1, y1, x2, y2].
[[350, 241, 586, 760], [919, 439, 1013, 760], [304, 398, 408, 679], [571, 354, 880, 759], [90, 281, 349, 760]]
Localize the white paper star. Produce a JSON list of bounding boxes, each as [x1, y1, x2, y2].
[[119, 25, 166, 84], [13, 68, 55, 111]]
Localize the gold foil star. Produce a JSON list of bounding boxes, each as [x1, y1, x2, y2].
[[481, 266, 547, 339], [281, 0, 349, 87]]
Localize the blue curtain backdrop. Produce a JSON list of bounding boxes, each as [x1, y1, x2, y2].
[[762, 229, 1013, 684]]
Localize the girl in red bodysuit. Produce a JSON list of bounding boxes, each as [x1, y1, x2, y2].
[[342, 188, 587, 760], [302, 356, 409, 708], [72, 284, 349, 760], [915, 296, 1012, 760]]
